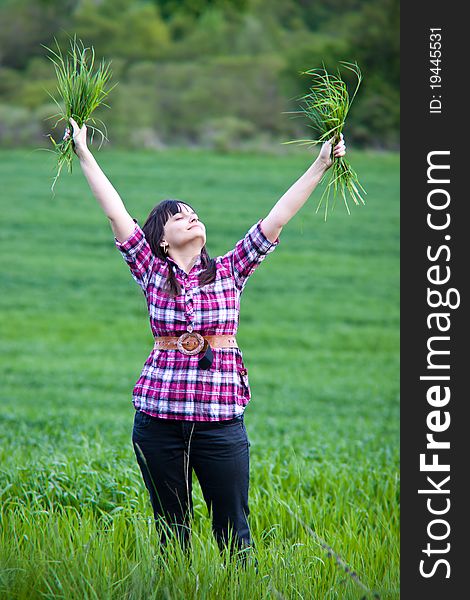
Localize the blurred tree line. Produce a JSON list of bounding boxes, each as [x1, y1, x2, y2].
[[0, 0, 399, 151]]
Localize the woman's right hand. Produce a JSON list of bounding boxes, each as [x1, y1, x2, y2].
[[63, 117, 88, 158]]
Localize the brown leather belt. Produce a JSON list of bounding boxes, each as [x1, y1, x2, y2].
[[154, 333, 237, 356]]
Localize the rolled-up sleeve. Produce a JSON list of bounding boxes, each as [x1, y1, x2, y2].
[[228, 218, 280, 292], [115, 220, 155, 291]]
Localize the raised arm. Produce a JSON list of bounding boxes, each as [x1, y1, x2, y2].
[[66, 117, 135, 242], [260, 136, 346, 242]]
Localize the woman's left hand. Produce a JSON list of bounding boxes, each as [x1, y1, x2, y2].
[[317, 134, 346, 170]]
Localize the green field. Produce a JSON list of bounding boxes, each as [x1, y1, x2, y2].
[[0, 148, 399, 599]]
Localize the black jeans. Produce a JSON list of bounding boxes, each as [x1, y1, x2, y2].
[[132, 410, 252, 560]]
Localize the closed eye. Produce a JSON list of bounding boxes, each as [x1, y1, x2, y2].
[[175, 213, 197, 220]]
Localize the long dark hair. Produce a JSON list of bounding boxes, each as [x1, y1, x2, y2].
[[142, 199, 217, 297]]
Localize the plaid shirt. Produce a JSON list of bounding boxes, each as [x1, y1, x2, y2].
[[115, 218, 280, 421]]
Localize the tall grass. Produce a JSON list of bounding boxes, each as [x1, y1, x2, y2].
[[285, 62, 366, 220], [43, 35, 116, 191]]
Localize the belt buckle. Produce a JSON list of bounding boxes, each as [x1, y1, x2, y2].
[[177, 330, 205, 355]]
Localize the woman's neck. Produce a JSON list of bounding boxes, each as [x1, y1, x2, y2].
[[168, 249, 202, 275]]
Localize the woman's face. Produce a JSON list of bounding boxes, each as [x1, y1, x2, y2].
[[162, 203, 206, 251]]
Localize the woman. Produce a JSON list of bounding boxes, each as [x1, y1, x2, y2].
[[65, 117, 345, 565]]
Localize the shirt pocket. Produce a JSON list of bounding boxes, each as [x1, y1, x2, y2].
[[198, 272, 228, 292]]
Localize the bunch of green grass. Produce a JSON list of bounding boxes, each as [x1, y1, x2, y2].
[[44, 36, 116, 191], [285, 61, 366, 220]]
